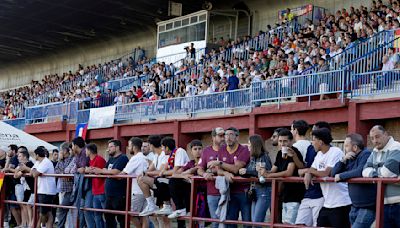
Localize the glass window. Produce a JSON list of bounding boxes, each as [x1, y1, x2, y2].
[[166, 23, 173, 30], [159, 25, 166, 32], [158, 22, 206, 48], [190, 16, 198, 23], [199, 14, 207, 22], [182, 18, 189, 26], [174, 21, 182, 28]]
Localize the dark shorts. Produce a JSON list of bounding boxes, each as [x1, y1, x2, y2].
[[38, 194, 54, 214], [8, 194, 20, 209], [23, 190, 33, 202], [153, 177, 170, 206]]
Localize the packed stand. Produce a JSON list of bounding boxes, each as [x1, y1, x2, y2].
[[117, 0, 400, 106], [1, 119, 400, 228], [0, 47, 150, 118], [3, 1, 400, 117]]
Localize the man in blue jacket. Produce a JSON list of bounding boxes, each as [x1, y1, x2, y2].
[[331, 133, 376, 228]]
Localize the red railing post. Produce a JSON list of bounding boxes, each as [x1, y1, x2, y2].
[[375, 180, 385, 228], [124, 176, 132, 228], [0, 176, 6, 226], [32, 176, 39, 227], [188, 177, 198, 228], [270, 179, 279, 227]]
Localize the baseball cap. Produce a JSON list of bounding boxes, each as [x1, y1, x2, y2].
[[212, 127, 225, 136]]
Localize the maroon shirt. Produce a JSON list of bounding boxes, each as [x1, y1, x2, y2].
[[218, 144, 250, 193], [198, 146, 220, 196]]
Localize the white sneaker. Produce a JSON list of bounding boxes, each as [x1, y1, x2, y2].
[[155, 204, 173, 215], [139, 204, 159, 217], [167, 208, 187, 219]]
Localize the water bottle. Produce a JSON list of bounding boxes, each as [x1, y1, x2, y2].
[[259, 176, 266, 184]]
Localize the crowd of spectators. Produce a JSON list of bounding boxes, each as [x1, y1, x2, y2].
[[3, 0, 400, 120], [1, 120, 400, 228]]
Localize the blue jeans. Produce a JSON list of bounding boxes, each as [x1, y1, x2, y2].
[[226, 192, 251, 228], [93, 194, 106, 228], [384, 204, 400, 228], [207, 195, 221, 228], [349, 206, 375, 228], [251, 186, 271, 224], [83, 190, 95, 228]]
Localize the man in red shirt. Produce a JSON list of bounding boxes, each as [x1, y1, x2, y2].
[[85, 143, 106, 228]]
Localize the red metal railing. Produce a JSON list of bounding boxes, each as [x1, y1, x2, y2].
[[0, 173, 397, 228]]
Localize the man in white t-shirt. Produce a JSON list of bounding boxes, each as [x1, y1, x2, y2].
[[141, 141, 155, 165], [154, 137, 189, 215], [138, 135, 168, 217], [304, 128, 352, 228], [292, 120, 324, 227], [121, 137, 149, 228], [31, 147, 57, 228]]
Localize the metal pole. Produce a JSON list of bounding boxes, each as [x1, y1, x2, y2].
[[32, 176, 39, 227], [375, 181, 385, 228], [270, 179, 279, 227], [188, 178, 197, 228], [124, 177, 132, 228]]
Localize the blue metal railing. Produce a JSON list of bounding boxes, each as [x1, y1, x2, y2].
[[342, 36, 400, 74], [3, 118, 26, 130], [251, 70, 347, 106], [15, 68, 400, 126], [114, 88, 252, 123], [24, 102, 78, 124], [301, 30, 396, 75], [351, 69, 400, 97], [77, 109, 90, 124]]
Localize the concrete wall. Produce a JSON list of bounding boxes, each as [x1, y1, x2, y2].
[[0, 30, 157, 90]]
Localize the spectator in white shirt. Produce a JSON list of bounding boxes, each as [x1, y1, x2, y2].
[[382, 55, 395, 71], [198, 83, 213, 95], [138, 135, 168, 226], [142, 141, 155, 165], [121, 137, 149, 228], [304, 128, 352, 228], [30, 147, 57, 228]]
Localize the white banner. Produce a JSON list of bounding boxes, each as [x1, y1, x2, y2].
[[88, 106, 116, 129]]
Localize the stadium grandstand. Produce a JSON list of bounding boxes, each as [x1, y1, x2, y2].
[[0, 0, 400, 227]]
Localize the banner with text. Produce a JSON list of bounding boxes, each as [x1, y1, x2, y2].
[[278, 4, 313, 21], [88, 106, 116, 129]]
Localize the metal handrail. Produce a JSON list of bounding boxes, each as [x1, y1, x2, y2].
[[0, 172, 395, 228]]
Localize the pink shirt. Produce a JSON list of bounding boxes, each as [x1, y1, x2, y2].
[[218, 144, 250, 193]]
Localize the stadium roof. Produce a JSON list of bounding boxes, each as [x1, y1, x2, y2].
[[0, 0, 206, 64]]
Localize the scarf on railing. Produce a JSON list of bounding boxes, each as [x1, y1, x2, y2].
[[167, 148, 178, 170]]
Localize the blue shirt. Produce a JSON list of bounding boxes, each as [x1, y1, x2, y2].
[[227, 75, 239, 91], [303, 145, 324, 199], [331, 149, 376, 208]]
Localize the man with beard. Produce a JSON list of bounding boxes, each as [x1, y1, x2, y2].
[[121, 137, 149, 228], [93, 140, 129, 228]]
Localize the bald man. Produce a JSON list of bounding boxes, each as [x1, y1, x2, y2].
[[363, 125, 400, 228]]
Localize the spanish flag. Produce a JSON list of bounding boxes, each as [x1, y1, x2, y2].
[[0, 173, 4, 191]]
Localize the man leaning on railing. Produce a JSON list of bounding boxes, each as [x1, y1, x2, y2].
[[362, 125, 400, 228], [331, 133, 376, 228], [30, 147, 57, 228]]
